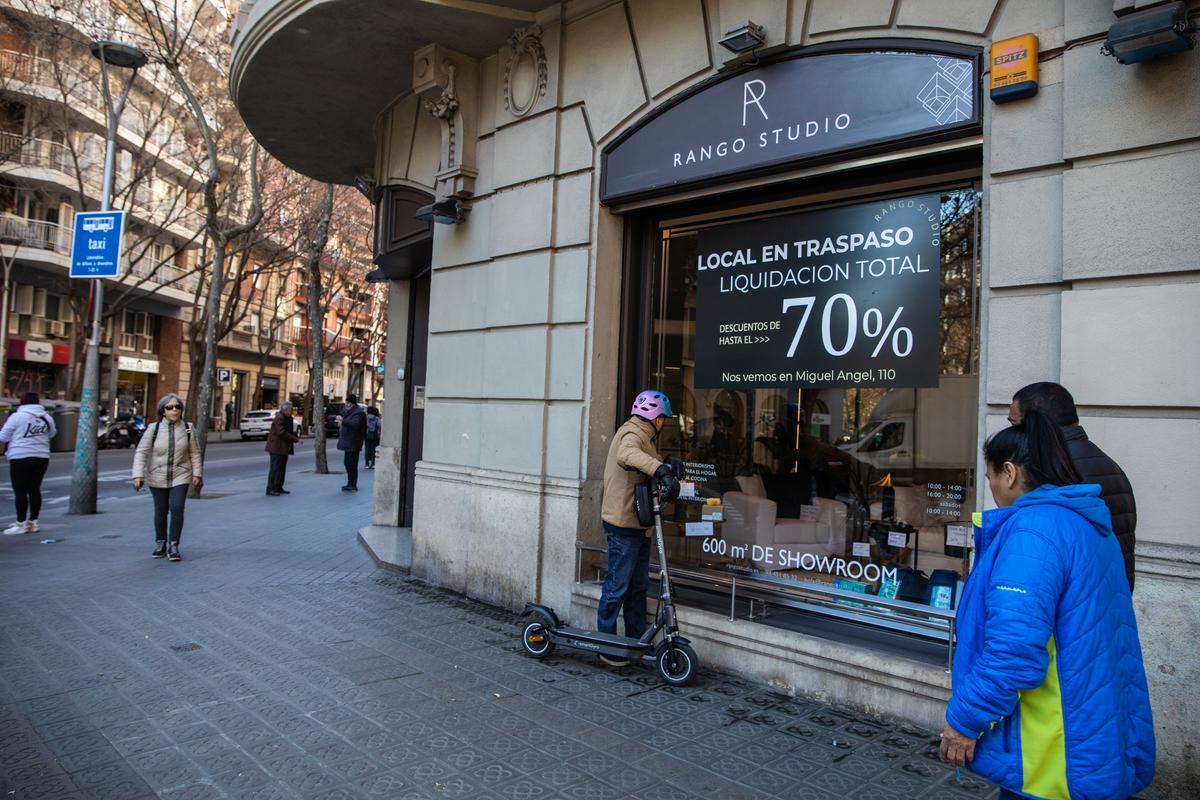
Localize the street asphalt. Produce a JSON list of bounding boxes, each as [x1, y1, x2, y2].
[[0, 451, 998, 799]]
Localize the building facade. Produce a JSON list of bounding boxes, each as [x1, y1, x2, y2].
[[230, 1, 1200, 794], [1, 4, 206, 416]]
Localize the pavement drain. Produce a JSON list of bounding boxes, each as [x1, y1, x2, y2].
[[170, 643, 203, 652], [99, 535, 121, 539]]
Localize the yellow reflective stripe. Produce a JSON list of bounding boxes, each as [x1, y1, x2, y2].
[[1019, 635, 1070, 799]]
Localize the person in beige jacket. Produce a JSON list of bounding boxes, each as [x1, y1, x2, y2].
[[132, 393, 202, 562], [596, 390, 679, 665]]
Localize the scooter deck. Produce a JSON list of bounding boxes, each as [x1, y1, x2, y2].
[[554, 626, 653, 652]]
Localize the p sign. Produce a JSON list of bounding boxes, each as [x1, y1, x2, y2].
[[216, 368, 232, 385], [69, 211, 126, 278]]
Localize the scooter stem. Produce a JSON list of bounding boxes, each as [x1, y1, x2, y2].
[[652, 491, 673, 601]]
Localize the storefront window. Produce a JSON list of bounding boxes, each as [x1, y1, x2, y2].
[[645, 188, 981, 607]]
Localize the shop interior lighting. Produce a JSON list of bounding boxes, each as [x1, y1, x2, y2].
[[718, 20, 766, 54], [415, 198, 467, 225], [1101, 1, 1195, 64]]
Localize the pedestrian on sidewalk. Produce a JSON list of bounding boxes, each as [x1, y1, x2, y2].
[[941, 411, 1154, 799], [0, 392, 55, 535], [596, 390, 679, 667], [265, 401, 301, 496], [224, 400, 234, 435], [364, 406, 381, 469], [132, 393, 203, 562], [336, 393, 366, 492], [1009, 381, 1138, 591]]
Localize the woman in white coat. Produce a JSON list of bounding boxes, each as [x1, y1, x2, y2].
[[132, 393, 202, 561], [0, 392, 56, 534]]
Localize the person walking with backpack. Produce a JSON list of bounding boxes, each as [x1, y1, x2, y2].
[[1, 392, 56, 535], [941, 411, 1154, 799], [265, 401, 301, 495], [335, 393, 366, 492], [1009, 382, 1138, 591], [131, 393, 202, 561], [364, 406, 381, 469]]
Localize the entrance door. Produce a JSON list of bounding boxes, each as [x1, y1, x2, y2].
[[400, 273, 429, 527]]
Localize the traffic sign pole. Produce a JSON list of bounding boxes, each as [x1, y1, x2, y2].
[[70, 43, 139, 516]]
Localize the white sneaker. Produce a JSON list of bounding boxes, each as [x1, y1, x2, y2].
[[26, 520, 38, 533], [3, 521, 28, 535]]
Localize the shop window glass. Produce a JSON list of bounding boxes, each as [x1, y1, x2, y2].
[[644, 188, 981, 605]]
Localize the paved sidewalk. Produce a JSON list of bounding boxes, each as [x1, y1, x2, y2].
[[0, 466, 997, 800]]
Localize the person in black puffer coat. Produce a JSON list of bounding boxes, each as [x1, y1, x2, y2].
[[1009, 382, 1137, 591]]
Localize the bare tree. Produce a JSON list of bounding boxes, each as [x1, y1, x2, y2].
[[306, 184, 334, 473], [132, 0, 265, 493]]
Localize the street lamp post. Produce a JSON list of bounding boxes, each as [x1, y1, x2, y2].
[[69, 40, 147, 515]]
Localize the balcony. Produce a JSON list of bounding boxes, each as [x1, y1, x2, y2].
[[0, 212, 199, 300], [0, 49, 201, 189], [1, 132, 208, 242], [229, 0, 545, 183]]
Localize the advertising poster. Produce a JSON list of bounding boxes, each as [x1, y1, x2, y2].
[[695, 193, 942, 389]]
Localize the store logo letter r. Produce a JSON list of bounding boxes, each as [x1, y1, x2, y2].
[[743, 79, 768, 126]]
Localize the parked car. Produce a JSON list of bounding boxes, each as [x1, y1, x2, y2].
[[239, 409, 277, 440]]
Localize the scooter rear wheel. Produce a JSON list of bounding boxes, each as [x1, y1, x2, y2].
[[655, 642, 698, 686], [521, 620, 554, 659]]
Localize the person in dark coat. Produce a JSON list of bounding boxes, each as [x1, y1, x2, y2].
[[265, 401, 301, 496], [336, 393, 367, 492], [1010, 382, 1137, 591], [224, 401, 234, 433]]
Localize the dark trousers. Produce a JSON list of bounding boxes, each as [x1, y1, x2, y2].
[[364, 438, 379, 467], [343, 449, 360, 488], [9, 456, 49, 522], [267, 453, 289, 492], [597, 522, 651, 639], [150, 484, 188, 543]]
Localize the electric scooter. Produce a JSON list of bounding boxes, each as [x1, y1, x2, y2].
[[519, 458, 699, 686]]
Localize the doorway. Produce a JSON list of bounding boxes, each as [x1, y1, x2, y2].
[[399, 272, 429, 528]]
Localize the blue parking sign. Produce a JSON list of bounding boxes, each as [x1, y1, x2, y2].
[[69, 211, 126, 278]]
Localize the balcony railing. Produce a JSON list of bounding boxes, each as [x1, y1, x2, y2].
[[0, 132, 208, 236], [1, 212, 198, 294], [0, 213, 70, 255], [0, 49, 197, 149]]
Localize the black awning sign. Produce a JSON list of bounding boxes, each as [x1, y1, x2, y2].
[[695, 193, 943, 389], [602, 48, 979, 203]]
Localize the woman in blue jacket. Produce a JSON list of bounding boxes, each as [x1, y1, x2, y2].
[[941, 411, 1154, 800]]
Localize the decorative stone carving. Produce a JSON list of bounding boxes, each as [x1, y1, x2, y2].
[[414, 44, 478, 199], [503, 25, 548, 118], [422, 63, 461, 171]]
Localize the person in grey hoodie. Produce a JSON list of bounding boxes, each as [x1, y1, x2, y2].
[[0, 392, 56, 535]]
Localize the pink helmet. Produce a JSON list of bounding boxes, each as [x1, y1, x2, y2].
[[631, 390, 673, 421]]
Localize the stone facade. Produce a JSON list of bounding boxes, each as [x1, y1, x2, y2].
[[232, 0, 1200, 795]]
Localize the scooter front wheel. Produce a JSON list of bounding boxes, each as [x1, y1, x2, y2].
[[521, 620, 555, 659], [655, 642, 698, 686]]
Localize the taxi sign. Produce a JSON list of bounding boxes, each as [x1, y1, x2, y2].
[[69, 210, 126, 278]]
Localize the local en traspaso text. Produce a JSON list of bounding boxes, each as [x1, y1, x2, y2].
[[698, 227, 929, 294]]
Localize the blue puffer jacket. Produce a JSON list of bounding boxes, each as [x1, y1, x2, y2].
[[947, 484, 1154, 799]]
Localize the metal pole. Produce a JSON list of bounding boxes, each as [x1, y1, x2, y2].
[[0, 255, 12, 398], [69, 45, 136, 515]]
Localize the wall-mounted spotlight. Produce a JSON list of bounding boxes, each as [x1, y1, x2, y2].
[[718, 20, 766, 54], [353, 176, 376, 201], [1102, 1, 1194, 64], [415, 198, 467, 225]]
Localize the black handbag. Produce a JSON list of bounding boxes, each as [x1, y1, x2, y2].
[[633, 479, 655, 527]]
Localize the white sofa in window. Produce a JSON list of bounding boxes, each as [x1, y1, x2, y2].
[[720, 475, 849, 569]]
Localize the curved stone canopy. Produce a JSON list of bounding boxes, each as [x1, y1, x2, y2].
[[230, 0, 547, 184]]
